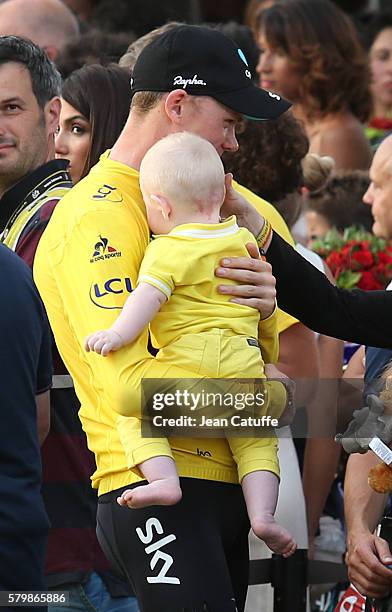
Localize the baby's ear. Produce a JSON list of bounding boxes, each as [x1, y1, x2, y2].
[[150, 194, 171, 220]]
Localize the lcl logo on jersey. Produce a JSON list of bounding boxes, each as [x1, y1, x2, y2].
[[92, 183, 123, 203], [136, 518, 180, 585], [89, 277, 132, 309]]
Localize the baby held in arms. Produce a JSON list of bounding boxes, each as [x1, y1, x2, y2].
[[85, 131, 296, 556]]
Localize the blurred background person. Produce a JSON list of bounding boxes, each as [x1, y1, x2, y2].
[[304, 170, 373, 247], [364, 11, 392, 149], [342, 134, 392, 606], [0, 244, 51, 608], [224, 112, 309, 216], [55, 63, 132, 184], [291, 153, 335, 245], [244, 0, 387, 32], [255, 0, 372, 171], [243, 0, 276, 33], [0, 0, 80, 61], [0, 34, 137, 610]]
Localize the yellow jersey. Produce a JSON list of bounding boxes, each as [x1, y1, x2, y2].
[[139, 215, 276, 355], [34, 152, 295, 494]]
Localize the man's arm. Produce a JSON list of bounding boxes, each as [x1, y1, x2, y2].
[[345, 451, 392, 598], [266, 232, 392, 347], [278, 323, 318, 380], [222, 180, 392, 347], [344, 344, 392, 597], [303, 334, 343, 544]]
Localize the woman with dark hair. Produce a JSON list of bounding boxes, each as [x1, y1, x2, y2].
[[224, 111, 309, 209], [55, 63, 132, 183], [255, 0, 372, 170], [243, 0, 275, 33], [363, 12, 392, 149]]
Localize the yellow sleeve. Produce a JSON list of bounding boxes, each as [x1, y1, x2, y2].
[[137, 237, 176, 299], [233, 181, 299, 334], [258, 305, 279, 364]]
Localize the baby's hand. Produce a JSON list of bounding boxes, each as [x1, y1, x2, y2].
[[84, 330, 123, 356]]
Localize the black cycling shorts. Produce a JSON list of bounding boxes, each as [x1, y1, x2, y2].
[[97, 478, 250, 612]]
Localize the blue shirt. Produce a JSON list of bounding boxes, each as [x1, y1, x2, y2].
[[0, 243, 51, 535]]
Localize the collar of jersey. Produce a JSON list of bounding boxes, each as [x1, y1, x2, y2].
[[166, 215, 240, 239], [99, 149, 140, 179]]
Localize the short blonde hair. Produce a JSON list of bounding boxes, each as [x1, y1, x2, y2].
[[302, 153, 335, 193], [140, 132, 225, 209], [131, 91, 165, 114]]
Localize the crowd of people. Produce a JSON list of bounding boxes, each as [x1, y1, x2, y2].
[[1, 0, 392, 611]]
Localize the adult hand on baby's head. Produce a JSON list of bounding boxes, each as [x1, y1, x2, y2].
[[216, 242, 276, 318], [221, 173, 243, 216]]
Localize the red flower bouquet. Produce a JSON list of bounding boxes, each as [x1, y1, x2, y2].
[[312, 227, 392, 290], [368, 117, 392, 131]]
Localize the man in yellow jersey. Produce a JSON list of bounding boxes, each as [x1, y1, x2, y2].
[[33, 25, 292, 611], [34, 24, 392, 611], [120, 25, 320, 592], [119, 23, 318, 380]]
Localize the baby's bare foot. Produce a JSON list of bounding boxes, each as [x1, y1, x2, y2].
[[251, 514, 297, 557], [117, 478, 182, 509]]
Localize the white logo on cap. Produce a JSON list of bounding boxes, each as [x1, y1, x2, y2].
[[268, 91, 281, 100], [238, 49, 252, 79], [173, 75, 207, 88]]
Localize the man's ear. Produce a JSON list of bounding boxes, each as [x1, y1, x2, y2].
[[150, 194, 172, 220], [44, 97, 61, 137], [164, 89, 189, 125]]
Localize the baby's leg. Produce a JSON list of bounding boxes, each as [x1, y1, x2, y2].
[[117, 456, 182, 509], [242, 470, 296, 557]]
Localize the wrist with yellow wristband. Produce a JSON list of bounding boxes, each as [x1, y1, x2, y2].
[[255, 219, 272, 259]]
